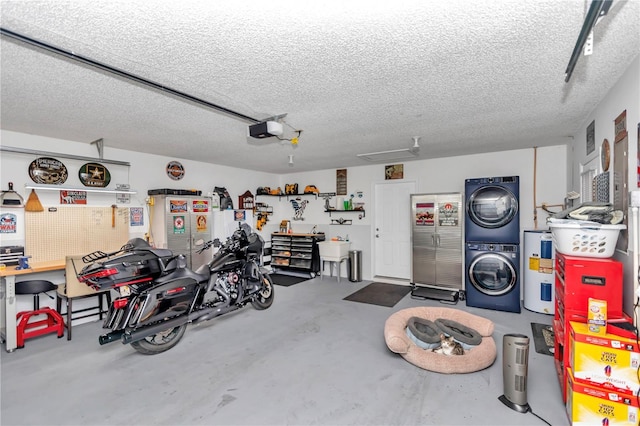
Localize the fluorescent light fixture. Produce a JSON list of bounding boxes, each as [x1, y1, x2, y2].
[[356, 148, 419, 162]]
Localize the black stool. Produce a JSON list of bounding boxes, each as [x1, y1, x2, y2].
[[15, 280, 65, 348]]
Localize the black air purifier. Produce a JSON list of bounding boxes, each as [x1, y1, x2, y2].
[[499, 333, 530, 413]]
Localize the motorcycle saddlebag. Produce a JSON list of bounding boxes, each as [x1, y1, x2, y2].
[[132, 276, 200, 326], [79, 251, 170, 290]]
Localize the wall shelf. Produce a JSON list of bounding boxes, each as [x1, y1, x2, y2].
[[25, 184, 137, 194], [256, 193, 318, 201], [325, 209, 365, 218]]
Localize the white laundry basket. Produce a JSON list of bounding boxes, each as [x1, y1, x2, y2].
[[547, 218, 625, 258]]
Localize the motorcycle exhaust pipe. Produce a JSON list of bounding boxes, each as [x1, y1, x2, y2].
[[101, 307, 210, 346], [122, 315, 189, 345], [116, 304, 243, 345], [98, 330, 125, 345], [193, 304, 240, 323]]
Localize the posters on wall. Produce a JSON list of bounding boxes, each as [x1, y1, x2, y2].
[[415, 203, 434, 226], [336, 169, 347, 195], [414, 202, 460, 227], [0, 213, 17, 233], [438, 202, 459, 226], [60, 190, 86, 205], [385, 164, 403, 179], [130, 207, 144, 226], [586, 120, 595, 155]]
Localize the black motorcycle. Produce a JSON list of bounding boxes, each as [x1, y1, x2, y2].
[[77, 223, 274, 355]]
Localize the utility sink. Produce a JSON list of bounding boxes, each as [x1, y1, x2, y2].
[[318, 241, 351, 258]]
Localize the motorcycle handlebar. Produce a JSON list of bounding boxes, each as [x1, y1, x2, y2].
[[196, 238, 220, 254], [195, 228, 254, 255]]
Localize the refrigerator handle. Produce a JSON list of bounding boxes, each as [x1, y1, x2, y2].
[[436, 234, 440, 247]]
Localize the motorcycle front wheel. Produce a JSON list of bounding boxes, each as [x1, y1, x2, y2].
[[251, 274, 274, 310], [130, 324, 187, 355]]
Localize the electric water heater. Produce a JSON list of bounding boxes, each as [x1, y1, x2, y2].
[[498, 333, 531, 413]]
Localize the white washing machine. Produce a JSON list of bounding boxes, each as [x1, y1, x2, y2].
[[523, 230, 555, 314]]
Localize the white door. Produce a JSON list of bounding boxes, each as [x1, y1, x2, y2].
[[374, 181, 415, 279]]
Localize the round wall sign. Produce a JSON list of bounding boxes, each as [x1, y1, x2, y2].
[[166, 161, 185, 180], [28, 157, 68, 185], [79, 162, 111, 187]]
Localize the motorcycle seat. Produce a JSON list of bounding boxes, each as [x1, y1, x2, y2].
[[156, 266, 210, 284], [147, 248, 173, 258]]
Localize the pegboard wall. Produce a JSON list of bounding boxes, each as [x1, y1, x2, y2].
[[25, 206, 130, 261]]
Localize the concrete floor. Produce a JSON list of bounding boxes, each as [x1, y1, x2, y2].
[[1, 278, 568, 426]]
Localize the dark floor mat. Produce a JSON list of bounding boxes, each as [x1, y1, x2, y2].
[[271, 274, 309, 287], [343, 282, 412, 308], [530, 322, 554, 356]]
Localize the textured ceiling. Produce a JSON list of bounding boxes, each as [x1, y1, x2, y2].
[[1, 1, 639, 174]]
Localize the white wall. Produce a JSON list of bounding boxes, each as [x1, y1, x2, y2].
[[277, 145, 567, 281], [2, 129, 568, 284], [568, 55, 640, 316]]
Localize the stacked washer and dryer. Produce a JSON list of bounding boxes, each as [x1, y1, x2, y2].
[[464, 176, 521, 313]]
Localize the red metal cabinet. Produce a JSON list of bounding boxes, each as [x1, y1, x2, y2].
[[552, 253, 623, 402]]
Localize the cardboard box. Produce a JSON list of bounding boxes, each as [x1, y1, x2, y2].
[[566, 368, 639, 425], [570, 321, 640, 396]]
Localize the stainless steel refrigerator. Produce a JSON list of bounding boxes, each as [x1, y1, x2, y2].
[[149, 195, 213, 270], [411, 193, 463, 291]]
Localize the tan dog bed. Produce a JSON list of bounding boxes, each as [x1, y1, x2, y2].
[[384, 306, 497, 374]]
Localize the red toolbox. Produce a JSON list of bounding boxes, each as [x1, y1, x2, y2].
[[555, 253, 623, 318]]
